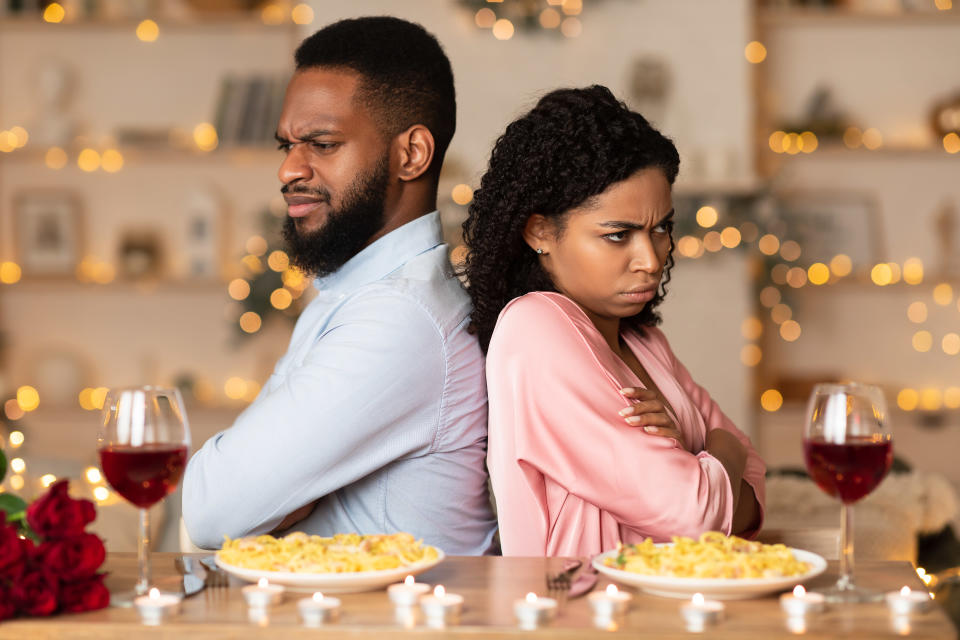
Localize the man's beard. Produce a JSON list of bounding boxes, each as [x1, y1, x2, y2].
[[282, 155, 390, 278]]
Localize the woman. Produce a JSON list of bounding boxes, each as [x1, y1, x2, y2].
[[463, 86, 765, 557]]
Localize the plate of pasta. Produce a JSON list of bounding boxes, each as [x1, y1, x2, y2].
[[592, 532, 827, 600], [214, 532, 444, 592]]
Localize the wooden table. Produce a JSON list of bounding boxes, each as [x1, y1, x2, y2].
[[0, 553, 955, 639]]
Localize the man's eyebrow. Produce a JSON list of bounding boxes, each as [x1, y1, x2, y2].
[[274, 129, 340, 143], [596, 209, 675, 230]]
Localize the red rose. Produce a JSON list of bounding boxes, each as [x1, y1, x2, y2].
[[0, 513, 28, 582], [11, 568, 58, 617], [0, 584, 15, 621], [37, 533, 106, 581], [59, 573, 110, 613], [26, 480, 95, 539]]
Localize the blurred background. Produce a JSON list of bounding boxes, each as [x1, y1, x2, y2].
[[0, 0, 958, 566]]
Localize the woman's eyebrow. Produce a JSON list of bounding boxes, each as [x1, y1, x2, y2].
[[596, 209, 675, 230]]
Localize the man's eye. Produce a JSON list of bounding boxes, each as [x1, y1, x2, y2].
[[277, 142, 291, 152], [604, 231, 628, 242], [312, 142, 338, 151]]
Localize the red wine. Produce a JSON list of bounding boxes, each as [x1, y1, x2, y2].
[[803, 437, 892, 504], [99, 444, 187, 508]]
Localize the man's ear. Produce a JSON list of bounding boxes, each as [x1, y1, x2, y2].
[[522, 214, 554, 254], [395, 124, 435, 182]]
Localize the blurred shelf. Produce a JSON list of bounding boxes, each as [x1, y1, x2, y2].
[[768, 143, 960, 159], [0, 14, 299, 32], [0, 279, 229, 294], [759, 7, 960, 27], [0, 145, 281, 166]]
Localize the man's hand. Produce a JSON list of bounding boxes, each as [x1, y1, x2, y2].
[[619, 387, 686, 450], [272, 501, 317, 533]]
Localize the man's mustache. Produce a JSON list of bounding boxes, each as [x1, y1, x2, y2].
[[281, 183, 332, 202]]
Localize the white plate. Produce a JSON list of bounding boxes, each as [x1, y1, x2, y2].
[[215, 549, 445, 593], [592, 546, 827, 600]]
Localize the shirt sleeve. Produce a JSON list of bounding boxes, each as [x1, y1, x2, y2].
[[182, 288, 444, 549], [489, 294, 735, 540], [651, 328, 767, 537]]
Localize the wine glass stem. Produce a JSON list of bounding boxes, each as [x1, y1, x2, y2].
[[136, 507, 151, 595], [838, 502, 855, 591]]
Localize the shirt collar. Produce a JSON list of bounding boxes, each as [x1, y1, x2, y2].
[[312, 211, 443, 294]]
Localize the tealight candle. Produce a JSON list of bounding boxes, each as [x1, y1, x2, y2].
[[389, 575, 431, 607], [779, 585, 825, 617], [588, 584, 632, 625], [680, 592, 725, 632], [134, 588, 182, 626], [514, 591, 558, 630], [420, 585, 464, 628], [242, 578, 285, 610], [298, 592, 341, 627], [885, 585, 932, 616]]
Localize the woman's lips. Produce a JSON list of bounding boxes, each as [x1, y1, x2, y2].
[[621, 288, 657, 303]]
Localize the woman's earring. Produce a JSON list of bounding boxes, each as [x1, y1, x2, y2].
[[536, 248, 544, 255]]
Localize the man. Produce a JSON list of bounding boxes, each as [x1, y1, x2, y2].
[[182, 17, 497, 555]]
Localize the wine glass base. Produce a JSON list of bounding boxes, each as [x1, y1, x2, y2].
[[814, 584, 884, 604]]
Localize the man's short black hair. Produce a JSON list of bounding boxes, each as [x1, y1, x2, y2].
[[295, 16, 456, 176]]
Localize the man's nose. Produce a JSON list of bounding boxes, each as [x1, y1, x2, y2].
[[278, 144, 311, 185]]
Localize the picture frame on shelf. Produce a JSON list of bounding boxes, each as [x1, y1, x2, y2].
[[773, 190, 885, 271], [14, 190, 83, 278]]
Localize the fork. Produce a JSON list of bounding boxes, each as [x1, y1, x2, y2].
[[545, 559, 582, 604], [199, 556, 231, 605]]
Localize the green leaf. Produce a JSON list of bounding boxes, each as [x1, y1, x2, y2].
[[0, 447, 5, 484], [0, 493, 27, 518]]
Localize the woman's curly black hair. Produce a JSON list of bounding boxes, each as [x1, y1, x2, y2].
[[462, 85, 681, 353]]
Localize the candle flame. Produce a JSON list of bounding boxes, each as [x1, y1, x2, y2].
[[405, 575, 415, 586], [606, 584, 619, 596], [692, 592, 705, 606], [149, 588, 160, 600], [313, 592, 324, 602], [258, 578, 268, 588], [793, 585, 805, 597], [526, 592, 538, 603], [900, 586, 911, 597], [434, 585, 445, 598]]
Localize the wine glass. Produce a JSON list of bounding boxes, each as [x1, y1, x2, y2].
[[97, 386, 191, 602], [802, 382, 892, 603]]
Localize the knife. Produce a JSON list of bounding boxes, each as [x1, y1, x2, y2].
[[175, 556, 208, 598]]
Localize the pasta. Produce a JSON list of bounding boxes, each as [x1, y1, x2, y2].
[[605, 532, 811, 579], [217, 532, 439, 573]]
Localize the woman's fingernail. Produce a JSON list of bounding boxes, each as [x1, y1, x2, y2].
[[618, 407, 632, 416], [643, 426, 657, 433], [619, 388, 633, 395], [626, 416, 643, 425]]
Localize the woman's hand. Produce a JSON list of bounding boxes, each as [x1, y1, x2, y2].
[[619, 387, 685, 449]]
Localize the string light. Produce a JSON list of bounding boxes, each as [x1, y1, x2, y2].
[[77, 148, 100, 172], [193, 123, 218, 152], [40, 474, 57, 488], [943, 333, 960, 356], [871, 263, 893, 286], [492, 19, 515, 40], [9, 431, 24, 447], [744, 41, 767, 64], [560, 17, 582, 37], [741, 317, 763, 340], [702, 231, 722, 252], [758, 234, 780, 256], [780, 240, 802, 262], [843, 127, 863, 149], [16, 386, 40, 412], [267, 251, 289, 272], [43, 2, 65, 23], [807, 263, 830, 285], [224, 377, 247, 400], [779, 320, 801, 342], [539, 8, 561, 28], [760, 390, 783, 412], [270, 288, 293, 310], [0, 262, 21, 284], [759, 286, 781, 308], [862, 128, 883, 150], [740, 345, 762, 367], [912, 330, 933, 353], [943, 132, 960, 154], [10, 458, 26, 474], [907, 301, 928, 324], [136, 19, 159, 43], [920, 388, 943, 411], [101, 149, 124, 173], [45, 147, 68, 169], [786, 267, 807, 288], [475, 8, 496, 28], [932, 283, 953, 306], [903, 257, 924, 284], [829, 254, 852, 278], [239, 311, 262, 333], [771, 303, 792, 324], [720, 227, 741, 249], [4, 400, 24, 421], [451, 184, 473, 205], [85, 467, 102, 484], [291, 3, 314, 25], [897, 388, 919, 411], [696, 206, 718, 228]]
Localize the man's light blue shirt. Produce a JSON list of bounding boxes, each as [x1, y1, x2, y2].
[[183, 212, 497, 554]]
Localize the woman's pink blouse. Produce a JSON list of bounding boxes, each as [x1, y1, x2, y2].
[[486, 292, 766, 557]]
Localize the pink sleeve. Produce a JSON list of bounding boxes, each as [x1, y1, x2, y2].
[[647, 328, 766, 537], [488, 295, 735, 540]]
